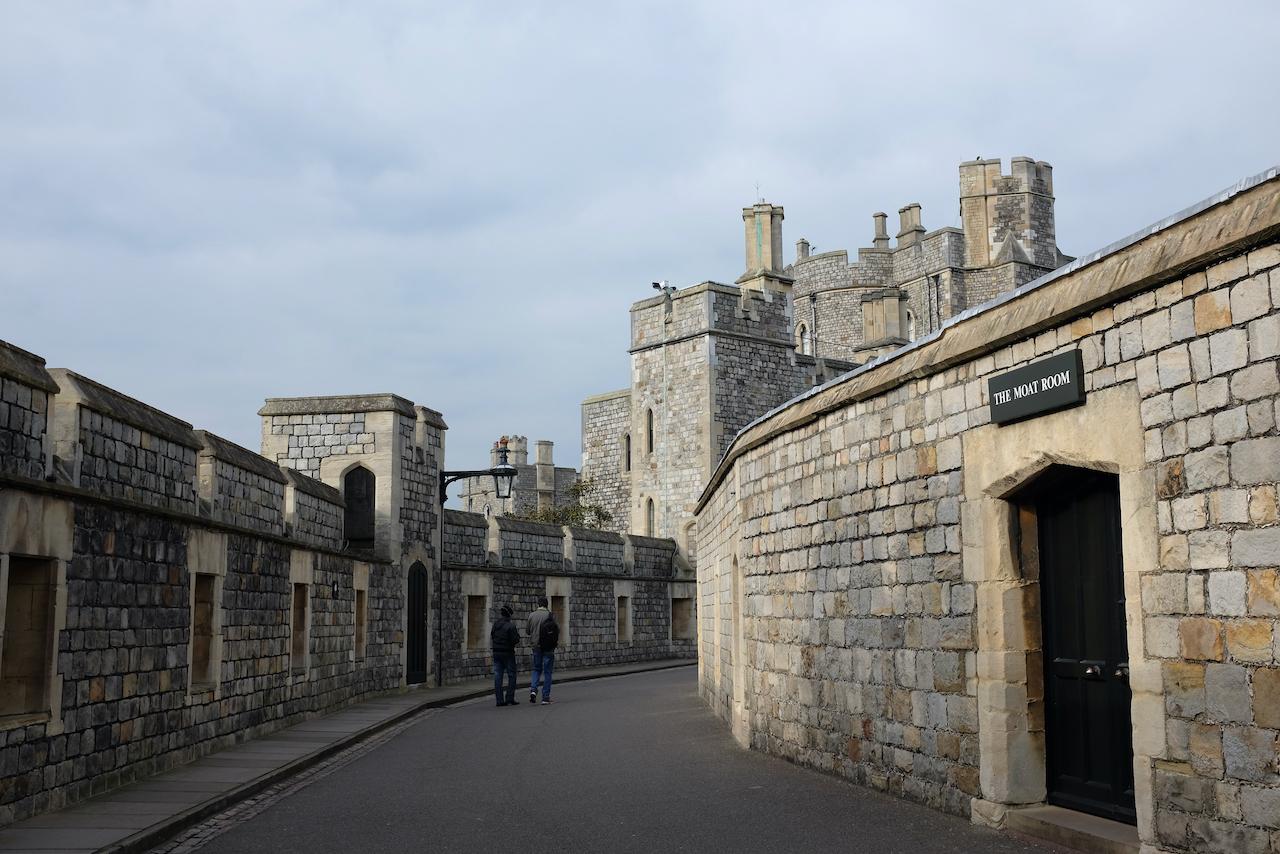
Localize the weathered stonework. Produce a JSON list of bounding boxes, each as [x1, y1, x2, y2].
[[695, 168, 1280, 851]]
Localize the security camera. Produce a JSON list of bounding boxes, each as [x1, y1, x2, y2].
[[652, 282, 662, 290]]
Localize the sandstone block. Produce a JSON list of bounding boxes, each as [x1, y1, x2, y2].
[[1249, 486, 1278, 525], [1160, 535, 1189, 570], [1212, 407, 1248, 443], [1207, 489, 1249, 525], [1188, 530, 1230, 570], [1180, 617, 1224, 661], [1254, 668, 1280, 728], [1247, 570, 1280, 617], [1169, 300, 1196, 342], [1155, 769, 1214, 813], [1164, 660, 1206, 718], [1195, 291, 1234, 334], [1188, 722, 1224, 777], [1171, 496, 1206, 531], [1225, 620, 1273, 665], [1187, 818, 1271, 854]]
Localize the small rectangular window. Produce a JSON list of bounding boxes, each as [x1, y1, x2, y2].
[[671, 597, 694, 640], [191, 574, 216, 687], [616, 595, 631, 644], [1, 557, 55, 718], [466, 595, 487, 650], [355, 589, 367, 660], [291, 583, 308, 673]]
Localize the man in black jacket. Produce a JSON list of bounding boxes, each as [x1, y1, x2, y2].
[[491, 605, 520, 706]]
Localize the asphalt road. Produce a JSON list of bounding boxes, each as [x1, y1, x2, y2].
[[194, 667, 1044, 853]]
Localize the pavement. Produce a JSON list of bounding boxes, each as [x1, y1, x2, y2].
[[0, 659, 694, 854], [154, 668, 1047, 854]]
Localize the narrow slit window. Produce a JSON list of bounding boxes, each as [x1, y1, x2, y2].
[[291, 583, 309, 673], [623, 433, 631, 473], [191, 574, 216, 688], [646, 409, 654, 454], [646, 498, 655, 537], [616, 595, 632, 644], [355, 589, 367, 660]]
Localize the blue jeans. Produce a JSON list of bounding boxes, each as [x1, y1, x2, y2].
[[493, 653, 516, 705], [530, 650, 554, 700]]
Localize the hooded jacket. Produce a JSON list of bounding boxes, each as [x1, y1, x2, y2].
[[491, 614, 520, 654]]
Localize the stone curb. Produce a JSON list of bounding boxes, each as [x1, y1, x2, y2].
[[98, 660, 695, 854]]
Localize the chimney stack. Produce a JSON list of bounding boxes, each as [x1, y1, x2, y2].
[[872, 212, 889, 250], [796, 238, 810, 261], [896, 203, 925, 248]]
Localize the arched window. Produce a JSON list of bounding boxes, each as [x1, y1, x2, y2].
[[623, 433, 632, 473], [906, 309, 917, 341], [343, 465, 376, 551], [796, 323, 812, 355], [646, 408, 654, 455], [483, 503, 492, 518], [645, 498, 656, 537]]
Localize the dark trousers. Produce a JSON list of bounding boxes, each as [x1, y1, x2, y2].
[[493, 652, 517, 705]]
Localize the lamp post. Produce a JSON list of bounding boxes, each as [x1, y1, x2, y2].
[[440, 436, 519, 504]]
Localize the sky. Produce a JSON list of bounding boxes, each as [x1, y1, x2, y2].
[[3, 1, 1279, 499]]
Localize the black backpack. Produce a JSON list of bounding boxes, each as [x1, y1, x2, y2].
[[538, 614, 560, 651]]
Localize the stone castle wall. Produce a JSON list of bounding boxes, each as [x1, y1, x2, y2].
[[0, 351, 398, 827], [437, 510, 694, 684], [0, 343, 53, 480], [695, 170, 1280, 851]]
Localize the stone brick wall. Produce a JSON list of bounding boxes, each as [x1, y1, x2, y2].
[[0, 371, 425, 828], [0, 341, 53, 480], [437, 513, 693, 684], [695, 172, 1280, 850], [283, 469, 344, 551], [264, 410, 373, 479], [196, 431, 286, 535], [48, 369, 202, 515], [398, 410, 441, 561]]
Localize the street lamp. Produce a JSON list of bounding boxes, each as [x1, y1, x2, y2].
[[439, 435, 519, 503]]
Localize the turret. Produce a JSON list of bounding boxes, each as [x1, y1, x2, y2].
[[959, 156, 1060, 270]]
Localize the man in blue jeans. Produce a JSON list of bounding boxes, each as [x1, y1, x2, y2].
[[491, 605, 519, 706], [526, 596, 559, 704]]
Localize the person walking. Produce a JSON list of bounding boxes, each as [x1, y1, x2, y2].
[[491, 605, 520, 707], [526, 596, 559, 705]]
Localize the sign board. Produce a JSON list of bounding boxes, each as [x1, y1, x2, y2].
[[988, 350, 1085, 425]]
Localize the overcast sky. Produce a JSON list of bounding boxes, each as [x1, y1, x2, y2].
[[3, 1, 1278, 496]]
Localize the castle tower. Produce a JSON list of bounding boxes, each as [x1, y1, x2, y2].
[[959, 156, 1059, 270], [736, 202, 794, 291]]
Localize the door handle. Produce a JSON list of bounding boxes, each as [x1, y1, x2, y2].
[[1114, 664, 1129, 679], [1084, 664, 1102, 678]]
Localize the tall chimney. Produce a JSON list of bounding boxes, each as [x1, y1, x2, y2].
[[896, 203, 924, 248], [872, 212, 889, 249], [796, 238, 810, 261]]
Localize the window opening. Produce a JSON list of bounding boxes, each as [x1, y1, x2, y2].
[[0, 557, 55, 718], [191, 574, 216, 688], [291, 583, 309, 673], [466, 595, 487, 650], [343, 466, 376, 551]]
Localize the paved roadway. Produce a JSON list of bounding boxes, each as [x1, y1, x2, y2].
[[192, 667, 1044, 853]]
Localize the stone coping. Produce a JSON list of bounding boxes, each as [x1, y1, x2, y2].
[[627, 533, 678, 551], [581, 387, 631, 405], [415, 405, 448, 430], [195, 430, 288, 484], [281, 467, 344, 505], [0, 339, 59, 393], [258, 393, 416, 418], [48, 368, 201, 449], [565, 525, 625, 544], [493, 515, 566, 538], [697, 165, 1280, 512], [443, 508, 487, 528]]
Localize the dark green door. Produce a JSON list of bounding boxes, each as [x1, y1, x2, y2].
[[407, 562, 428, 684]]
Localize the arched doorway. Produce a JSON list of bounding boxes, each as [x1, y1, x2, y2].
[[406, 561, 428, 685]]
